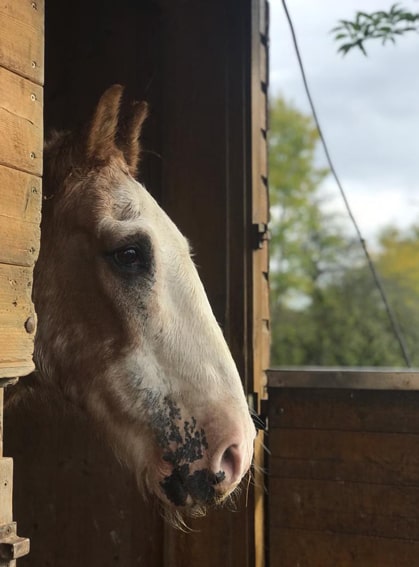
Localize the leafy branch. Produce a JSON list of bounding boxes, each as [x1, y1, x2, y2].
[[332, 3, 419, 56]]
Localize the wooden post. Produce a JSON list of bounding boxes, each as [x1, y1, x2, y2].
[[251, 1, 270, 565], [0, 0, 44, 564], [0, 387, 30, 566]]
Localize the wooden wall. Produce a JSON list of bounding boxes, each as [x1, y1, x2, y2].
[[0, 1, 43, 564], [4, 0, 266, 565], [0, 0, 43, 379], [268, 370, 419, 566]]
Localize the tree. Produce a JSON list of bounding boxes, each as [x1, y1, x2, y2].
[[269, 96, 419, 368], [270, 96, 361, 364], [332, 4, 419, 56], [269, 97, 350, 302]]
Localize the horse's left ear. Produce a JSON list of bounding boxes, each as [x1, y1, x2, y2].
[[87, 84, 124, 162], [120, 100, 149, 177]]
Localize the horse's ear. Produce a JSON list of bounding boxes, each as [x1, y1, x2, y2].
[[86, 84, 124, 162], [120, 100, 149, 177]]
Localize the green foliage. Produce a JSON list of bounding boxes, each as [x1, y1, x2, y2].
[[269, 97, 346, 301], [269, 96, 419, 368], [332, 3, 419, 56]]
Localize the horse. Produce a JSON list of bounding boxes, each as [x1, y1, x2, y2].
[[13, 85, 256, 524]]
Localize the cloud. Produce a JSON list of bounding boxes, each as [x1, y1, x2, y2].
[[270, 0, 419, 234]]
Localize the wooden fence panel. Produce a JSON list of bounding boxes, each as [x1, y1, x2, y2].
[[268, 370, 419, 567]]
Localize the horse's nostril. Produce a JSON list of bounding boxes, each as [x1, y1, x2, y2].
[[221, 444, 241, 484], [214, 470, 226, 485]]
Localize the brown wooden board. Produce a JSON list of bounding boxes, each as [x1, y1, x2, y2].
[[250, 1, 270, 564], [0, 166, 41, 267], [269, 387, 419, 433], [0, 458, 13, 524], [0, 0, 44, 85], [270, 527, 419, 567], [270, 428, 419, 486], [0, 67, 43, 175], [268, 386, 419, 566], [271, 477, 419, 541], [0, 265, 35, 378]]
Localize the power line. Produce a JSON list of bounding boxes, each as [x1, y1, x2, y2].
[[281, 0, 412, 367]]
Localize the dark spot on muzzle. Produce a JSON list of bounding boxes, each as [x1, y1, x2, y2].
[[148, 396, 227, 506], [160, 464, 226, 507]]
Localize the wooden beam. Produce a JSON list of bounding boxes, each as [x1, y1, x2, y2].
[[0, 0, 44, 85]]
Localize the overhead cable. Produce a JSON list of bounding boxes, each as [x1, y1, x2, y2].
[[281, 0, 412, 367]]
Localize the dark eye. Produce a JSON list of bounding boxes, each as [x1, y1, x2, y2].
[[106, 235, 154, 277], [114, 247, 141, 267], [110, 245, 149, 273]]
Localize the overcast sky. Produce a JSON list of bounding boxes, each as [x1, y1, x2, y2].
[[270, 0, 419, 242]]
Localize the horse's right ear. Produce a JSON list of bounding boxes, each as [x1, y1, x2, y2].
[[86, 84, 124, 162], [120, 100, 149, 178]]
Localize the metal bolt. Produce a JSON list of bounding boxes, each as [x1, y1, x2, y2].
[[25, 317, 35, 334]]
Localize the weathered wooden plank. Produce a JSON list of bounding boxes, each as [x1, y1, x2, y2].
[[0, 166, 41, 222], [270, 477, 419, 541], [0, 458, 13, 524], [259, 41, 267, 89], [0, 264, 35, 378], [0, 0, 44, 84], [269, 428, 419, 486], [0, 166, 41, 267], [259, 128, 268, 180], [251, 2, 269, 562], [0, 390, 3, 455], [0, 67, 43, 175], [269, 388, 419, 433], [270, 527, 419, 567], [268, 368, 419, 390]]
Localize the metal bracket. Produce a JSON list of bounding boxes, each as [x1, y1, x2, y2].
[[0, 523, 30, 561], [252, 223, 270, 250]]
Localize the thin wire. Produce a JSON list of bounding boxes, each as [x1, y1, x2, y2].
[[281, 0, 412, 367]]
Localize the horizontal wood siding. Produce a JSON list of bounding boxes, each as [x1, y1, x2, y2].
[[0, 0, 44, 84], [0, 0, 43, 379], [0, 67, 43, 175], [0, 166, 41, 267], [0, 266, 37, 377], [268, 385, 419, 566]]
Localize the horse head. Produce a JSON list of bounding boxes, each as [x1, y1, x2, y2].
[[34, 85, 256, 521]]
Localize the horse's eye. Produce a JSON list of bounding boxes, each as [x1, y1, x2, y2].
[[112, 246, 145, 270], [106, 235, 153, 276]]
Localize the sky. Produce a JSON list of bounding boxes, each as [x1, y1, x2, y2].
[[270, 0, 419, 243]]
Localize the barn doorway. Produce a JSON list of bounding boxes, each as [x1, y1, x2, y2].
[[3, 1, 269, 566]]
